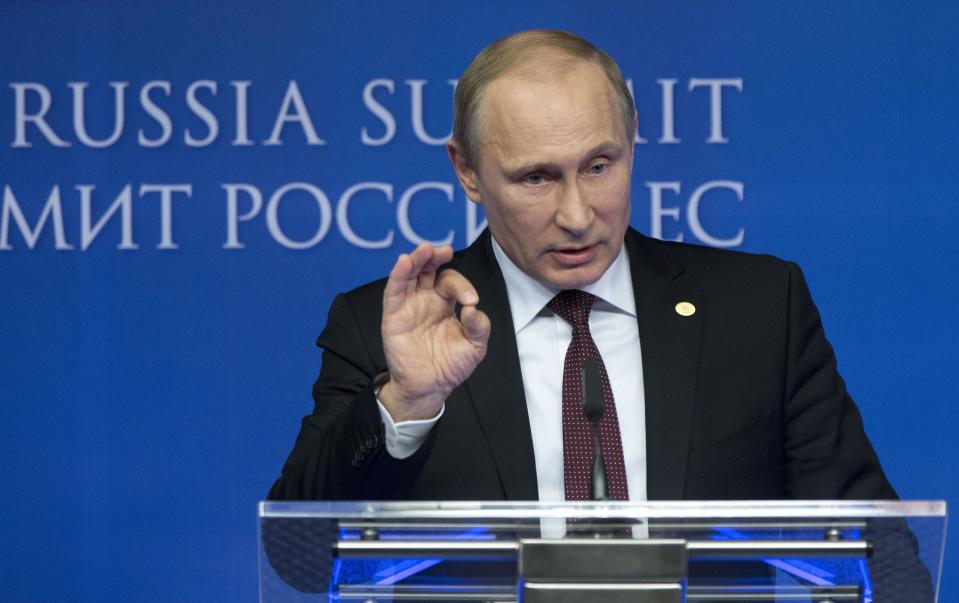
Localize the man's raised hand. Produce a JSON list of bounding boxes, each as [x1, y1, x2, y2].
[[378, 243, 491, 421]]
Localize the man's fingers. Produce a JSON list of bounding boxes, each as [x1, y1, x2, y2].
[[384, 244, 454, 311], [384, 252, 413, 312], [423, 245, 453, 271], [434, 269, 479, 306], [416, 245, 453, 290], [406, 243, 435, 277], [390, 243, 434, 295], [460, 305, 491, 344]]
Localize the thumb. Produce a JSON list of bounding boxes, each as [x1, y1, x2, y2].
[[460, 305, 491, 345]]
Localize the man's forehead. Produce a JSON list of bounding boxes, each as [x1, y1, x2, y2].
[[476, 61, 624, 157]]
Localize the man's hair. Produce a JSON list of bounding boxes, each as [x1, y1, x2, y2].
[[452, 29, 636, 167]]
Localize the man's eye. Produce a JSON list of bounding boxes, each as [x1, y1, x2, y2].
[[588, 163, 608, 175], [524, 174, 545, 185]]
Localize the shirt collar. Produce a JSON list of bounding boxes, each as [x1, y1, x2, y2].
[[490, 236, 637, 334]]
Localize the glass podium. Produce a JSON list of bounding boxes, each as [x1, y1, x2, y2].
[[258, 500, 946, 602]]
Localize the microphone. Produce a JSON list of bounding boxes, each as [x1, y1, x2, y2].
[[581, 356, 609, 501]]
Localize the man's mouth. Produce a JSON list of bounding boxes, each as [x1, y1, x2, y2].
[[551, 244, 598, 266]]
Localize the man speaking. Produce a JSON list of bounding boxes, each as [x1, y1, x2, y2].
[[268, 29, 895, 503]]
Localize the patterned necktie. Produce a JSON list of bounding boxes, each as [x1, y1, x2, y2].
[[548, 289, 630, 501]]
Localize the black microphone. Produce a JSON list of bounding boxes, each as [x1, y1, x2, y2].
[[581, 356, 609, 501]]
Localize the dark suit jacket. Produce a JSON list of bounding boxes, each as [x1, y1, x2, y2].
[[268, 228, 895, 502]]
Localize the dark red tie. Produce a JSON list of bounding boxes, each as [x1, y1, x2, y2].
[[548, 289, 630, 501]]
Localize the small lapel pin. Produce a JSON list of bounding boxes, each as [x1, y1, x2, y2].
[[675, 301, 696, 317]]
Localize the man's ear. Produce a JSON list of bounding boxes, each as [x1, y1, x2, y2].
[[447, 141, 482, 204]]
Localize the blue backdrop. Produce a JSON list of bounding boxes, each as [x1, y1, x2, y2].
[[2, 2, 956, 601]]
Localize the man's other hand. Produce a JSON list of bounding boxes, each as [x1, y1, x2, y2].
[[379, 243, 491, 421]]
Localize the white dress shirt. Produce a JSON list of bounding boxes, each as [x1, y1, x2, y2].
[[378, 239, 648, 502]]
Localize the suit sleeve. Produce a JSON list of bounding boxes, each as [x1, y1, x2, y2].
[[267, 292, 433, 500], [782, 263, 934, 600], [781, 261, 897, 500]]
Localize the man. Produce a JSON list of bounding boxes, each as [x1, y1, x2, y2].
[[268, 29, 894, 503]]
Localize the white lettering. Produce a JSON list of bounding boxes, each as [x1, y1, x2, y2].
[[222, 183, 263, 249], [336, 182, 394, 249], [688, 78, 743, 143], [657, 79, 680, 144], [687, 180, 744, 247], [11, 83, 71, 148], [231, 80, 253, 146], [0, 185, 73, 249], [138, 183, 191, 249], [646, 181, 683, 242], [184, 80, 219, 147], [397, 182, 454, 245], [361, 79, 396, 146], [138, 80, 172, 147], [69, 81, 128, 148], [406, 79, 453, 145], [77, 184, 137, 250], [264, 80, 325, 146], [265, 183, 331, 249]]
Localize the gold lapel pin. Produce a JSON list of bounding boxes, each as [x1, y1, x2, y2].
[[675, 301, 696, 317]]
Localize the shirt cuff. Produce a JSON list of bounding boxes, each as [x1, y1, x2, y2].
[[376, 399, 444, 459]]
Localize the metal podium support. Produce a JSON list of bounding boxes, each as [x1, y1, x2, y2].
[[333, 534, 869, 602], [518, 539, 687, 603]]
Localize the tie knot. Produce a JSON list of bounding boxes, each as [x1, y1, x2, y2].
[[547, 289, 595, 327]]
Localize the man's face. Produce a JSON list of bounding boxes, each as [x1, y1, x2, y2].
[[452, 59, 634, 290]]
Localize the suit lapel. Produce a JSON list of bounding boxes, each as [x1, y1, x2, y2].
[[626, 231, 703, 500], [457, 233, 539, 500]]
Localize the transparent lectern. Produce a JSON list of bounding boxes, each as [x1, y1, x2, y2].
[[258, 500, 946, 602]]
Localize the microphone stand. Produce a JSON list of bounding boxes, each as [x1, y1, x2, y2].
[[576, 357, 631, 538], [583, 365, 609, 501]]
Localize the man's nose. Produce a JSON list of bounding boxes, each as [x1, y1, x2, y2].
[[554, 180, 593, 235]]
